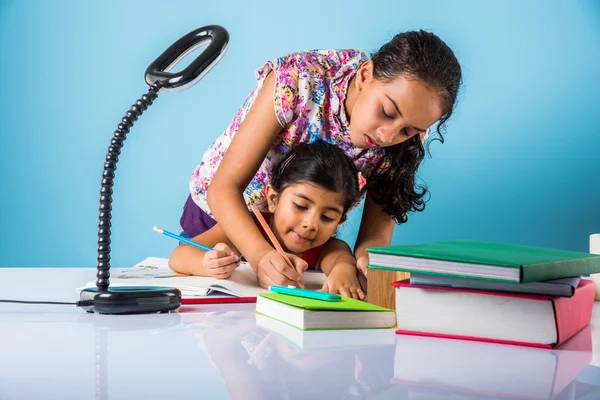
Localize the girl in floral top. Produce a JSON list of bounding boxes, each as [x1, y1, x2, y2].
[[180, 30, 462, 291], [172, 141, 367, 298]]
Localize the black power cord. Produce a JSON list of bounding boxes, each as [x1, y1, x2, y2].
[[0, 299, 95, 307]]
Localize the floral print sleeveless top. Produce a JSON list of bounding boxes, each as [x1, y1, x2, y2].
[[190, 49, 387, 218]]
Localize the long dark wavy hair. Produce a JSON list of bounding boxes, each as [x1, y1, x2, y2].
[[367, 30, 462, 224]]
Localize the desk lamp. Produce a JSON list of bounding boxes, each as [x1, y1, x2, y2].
[[80, 25, 229, 314]]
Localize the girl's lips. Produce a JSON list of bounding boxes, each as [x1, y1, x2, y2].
[[292, 231, 308, 242], [364, 134, 377, 147]]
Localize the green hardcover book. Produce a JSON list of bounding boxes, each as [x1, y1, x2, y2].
[[366, 240, 600, 283], [255, 293, 396, 330]]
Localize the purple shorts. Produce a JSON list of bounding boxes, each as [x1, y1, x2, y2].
[[180, 195, 217, 238]]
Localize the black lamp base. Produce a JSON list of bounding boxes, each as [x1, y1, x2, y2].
[[80, 287, 181, 314]]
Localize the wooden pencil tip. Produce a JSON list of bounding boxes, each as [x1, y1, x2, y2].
[[153, 226, 163, 233]]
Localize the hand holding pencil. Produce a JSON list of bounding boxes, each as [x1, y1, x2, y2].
[[251, 204, 308, 289], [254, 250, 308, 289], [153, 227, 242, 278], [201, 242, 241, 279]]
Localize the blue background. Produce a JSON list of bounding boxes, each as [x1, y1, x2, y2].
[[1, 0, 599, 268]]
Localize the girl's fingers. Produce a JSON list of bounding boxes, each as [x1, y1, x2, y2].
[[356, 287, 366, 300], [208, 255, 240, 268]]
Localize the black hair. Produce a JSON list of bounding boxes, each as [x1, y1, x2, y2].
[[368, 30, 463, 223], [270, 141, 360, 215]]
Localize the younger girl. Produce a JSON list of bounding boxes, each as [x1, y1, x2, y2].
[[182, 30, 462, 289], [171, 140, 366, 299]]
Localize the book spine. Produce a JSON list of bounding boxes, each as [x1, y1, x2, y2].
[[522, 258, 600, 283], [552, 280, 595, 346]]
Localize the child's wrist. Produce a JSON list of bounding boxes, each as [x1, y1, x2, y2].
[[247, 243, 275, 269], [332, 262, 357, 272]]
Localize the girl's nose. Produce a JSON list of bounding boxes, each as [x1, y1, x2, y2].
[[302, 214, 317, 231], [376, 124, 399, 146]]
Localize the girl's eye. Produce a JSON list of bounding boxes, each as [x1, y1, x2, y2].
[[321, 215, 335, 223], [380, 107, 393, 120], [404, 128, 421, 137], [294, 203, 308, 211]]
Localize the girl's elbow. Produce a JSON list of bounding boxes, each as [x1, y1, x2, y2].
[[168, 254, 182, 274], [206, 183, 222, 209], [207, 179, 243, 210], [206, 188, 216, 210], [168, 245, 182, 266], [169, 246, 190, 275]]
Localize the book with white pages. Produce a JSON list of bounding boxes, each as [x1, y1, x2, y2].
[[77, 257, 327, 304], [256, 292, 396, 330]]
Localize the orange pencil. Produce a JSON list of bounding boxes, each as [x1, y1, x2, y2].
[[250, 203, 304, 287]]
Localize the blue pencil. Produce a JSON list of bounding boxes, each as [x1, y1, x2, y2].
[[153, 226, 246, 262]]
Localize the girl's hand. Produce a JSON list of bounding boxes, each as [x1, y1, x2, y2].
[[256, 250, 308, 289], [357, 255, 369, 277], [321, 263, 366, 300], [203, 243, 241, 279]]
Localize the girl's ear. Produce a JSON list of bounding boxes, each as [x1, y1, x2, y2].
[[265, 184, 279, 213], [356, 60, 374, 90]]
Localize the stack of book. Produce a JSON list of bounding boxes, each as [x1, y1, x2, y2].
[[367, 240, 600, 348]]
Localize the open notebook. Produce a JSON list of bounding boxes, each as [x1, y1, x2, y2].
[[78, 257, 327, 304]]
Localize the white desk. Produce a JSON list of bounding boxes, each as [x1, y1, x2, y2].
[[1, 268, 599, 399]]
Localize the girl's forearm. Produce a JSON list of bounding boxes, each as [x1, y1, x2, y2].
[[203, 71, 283, 271], [169, 245, 208, 275], [320, 254, 356, 276], [207, 184, 272, 270], [318, 239, 357, 276], [355, 194, 395, 260], [169, 224, 237, 276], [354, 233, 392, 261]]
